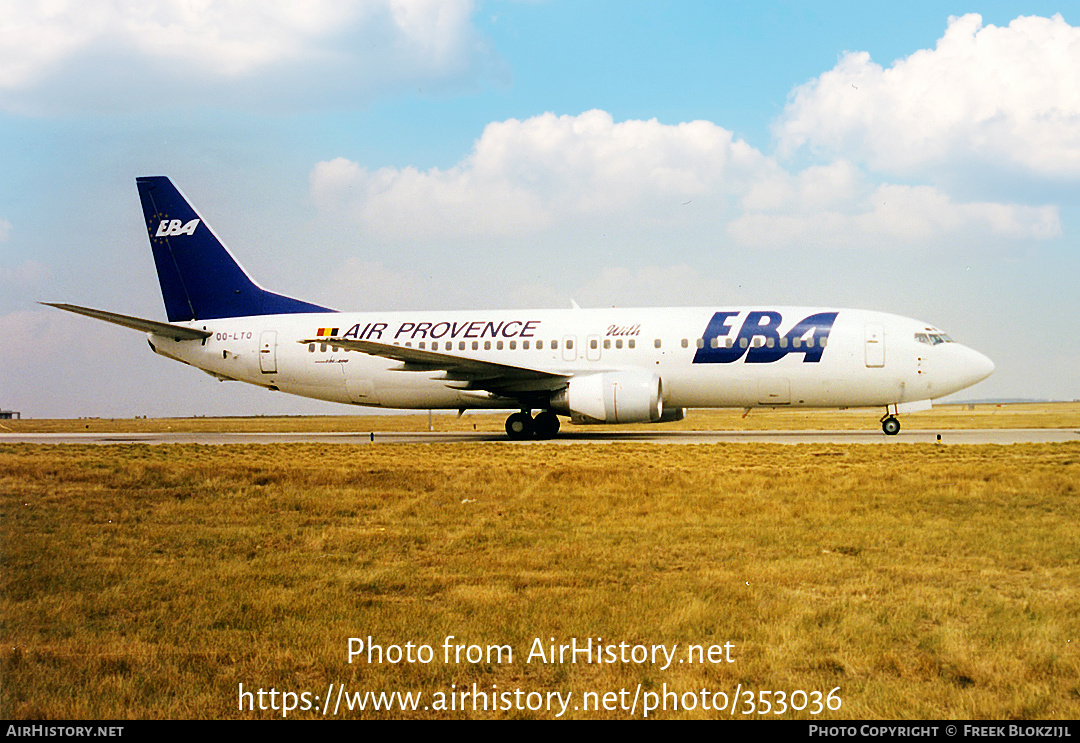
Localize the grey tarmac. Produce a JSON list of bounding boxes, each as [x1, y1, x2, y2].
[[2, 428, 1077, 445]]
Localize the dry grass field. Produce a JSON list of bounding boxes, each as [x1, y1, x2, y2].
[[2, 435, 1078, 719]]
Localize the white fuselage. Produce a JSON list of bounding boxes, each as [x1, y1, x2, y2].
[[149, 306, 995, 413]]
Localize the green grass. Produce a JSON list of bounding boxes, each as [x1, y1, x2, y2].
[[2, 443, 1079, 719]]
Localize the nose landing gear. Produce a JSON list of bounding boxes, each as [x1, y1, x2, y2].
[[881, 414, 901, 436]]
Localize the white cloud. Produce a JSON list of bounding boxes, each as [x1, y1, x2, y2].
[[311, 110, 1059, 251], [729, 183, 1060, 250], [0, 0, 496, 113], [739, 159, 865, 213], [730, 159, 1061, 249], [775, 14, 1080, 179], [311, 110, 766, 239]]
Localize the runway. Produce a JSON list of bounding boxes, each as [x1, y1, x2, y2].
[[3, 428, 1078, 445]]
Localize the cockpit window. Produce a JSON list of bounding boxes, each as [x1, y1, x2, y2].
[[916, 332, 954, 345]]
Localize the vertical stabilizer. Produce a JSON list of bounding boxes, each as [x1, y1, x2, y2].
[[136, 176, 332, 321]]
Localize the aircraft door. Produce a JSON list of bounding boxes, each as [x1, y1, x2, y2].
[[259, 330, 278, 373], [865, 323, 885, 367]]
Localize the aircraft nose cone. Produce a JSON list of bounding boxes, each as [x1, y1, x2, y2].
[[971, 350, 995, 384], [950, 346, 995, 392]]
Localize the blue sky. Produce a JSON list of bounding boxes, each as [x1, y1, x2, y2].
[[1, 1, 1076, 418]]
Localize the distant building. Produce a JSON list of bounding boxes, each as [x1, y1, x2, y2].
[[0, 410, 21, 419]]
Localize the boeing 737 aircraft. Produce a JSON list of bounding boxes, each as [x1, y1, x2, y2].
[[48, 176, 994, 438]]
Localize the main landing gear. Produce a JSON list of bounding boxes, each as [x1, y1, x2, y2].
[[505, 410, 561, 440], [880, 414, 901, 436]]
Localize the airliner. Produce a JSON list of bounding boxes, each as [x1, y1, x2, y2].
[[47, 176, 995, 438]]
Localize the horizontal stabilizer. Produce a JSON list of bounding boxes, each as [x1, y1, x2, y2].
[[42, 303, 212, 341]]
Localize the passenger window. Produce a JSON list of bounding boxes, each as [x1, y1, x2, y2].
[[779, 338, 787, 348], [819, 337, 826, 347], [510, 340, 517, 350], [459, 341, 466, 351], [616, 339, 623, 349], [484, 340, 491, 350], [604, 339, 611, 349], [308, 343, 315, 352], [320, 343, 327, 352], [567, 339, 574, 349], [739, 338, 748, 349], [696, 338, 704, 349], [628, 339, 636, 349], [681, 338, 688, 348], [805, 337, 815, 348], [523, 341, 530, 350], [552, 340, 558, 350], [537, 340, 544, 350], [497, 341, 503, 350], [590, 339, 598, 349], [471, 341, 478, 350], [654, 339, 661, 349]]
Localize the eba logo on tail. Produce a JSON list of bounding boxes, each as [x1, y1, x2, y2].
[[155, 219, 200, 237]]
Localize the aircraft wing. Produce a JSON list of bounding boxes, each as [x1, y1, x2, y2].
[[43, 303, 212, 341], [299, 336, 570, 398]]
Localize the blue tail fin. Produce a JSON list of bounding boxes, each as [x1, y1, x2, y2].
[[136, 176, 332, 321]]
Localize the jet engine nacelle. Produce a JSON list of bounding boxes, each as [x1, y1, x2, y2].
[[551, 370, 664, 424]]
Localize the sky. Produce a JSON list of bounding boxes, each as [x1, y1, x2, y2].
[[1, 0, 1077, 419]]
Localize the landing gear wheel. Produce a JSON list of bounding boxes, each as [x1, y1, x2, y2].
[[882, 416, 901, 436], [532, 411, 561, 439], [505, 411, 534, 440]]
